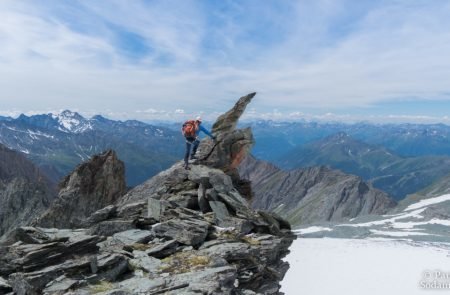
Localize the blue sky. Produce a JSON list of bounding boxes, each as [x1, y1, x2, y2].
[[1, 0, 450, 123]]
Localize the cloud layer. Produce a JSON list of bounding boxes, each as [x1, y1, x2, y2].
[[1, 0, 450, 122]]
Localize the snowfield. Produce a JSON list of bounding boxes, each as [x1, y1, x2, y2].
[[282, 194, 450, 294], [281, 238, 450, 295]]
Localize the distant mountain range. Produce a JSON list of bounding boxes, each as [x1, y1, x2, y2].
[[3, 113, 450, 201], [0, 116, 12, 121], [276, 132, 450, 200], [0, 111, 184, 186], [244, 121, 450, 161]]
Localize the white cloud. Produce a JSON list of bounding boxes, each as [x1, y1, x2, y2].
[[0, 0, 450, 122]]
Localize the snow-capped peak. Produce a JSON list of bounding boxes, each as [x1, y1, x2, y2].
[[52, 110, 91, 133]]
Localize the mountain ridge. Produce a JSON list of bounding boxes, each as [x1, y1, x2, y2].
[[245, 120, 450, 161], [276, 132, 450, 200], [239, 155, 396, 226], [0, 111, 184, 186]]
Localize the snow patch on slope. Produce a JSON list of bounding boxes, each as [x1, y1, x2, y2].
[[404, 194, 450, 211], [294, 226, 332, 234], [370, 229, 433, 237], [337, 208, 427, 228]]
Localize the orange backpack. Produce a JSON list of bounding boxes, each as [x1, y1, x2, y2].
[[182, 120, 197, 137]]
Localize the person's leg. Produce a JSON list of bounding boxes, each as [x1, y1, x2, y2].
[[191, 138, 200, 158], [184, 139, 192, 167]]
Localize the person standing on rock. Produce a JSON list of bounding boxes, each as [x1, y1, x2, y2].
[[182, 116, 216, 169]]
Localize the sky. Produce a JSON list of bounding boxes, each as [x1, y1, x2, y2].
[[1, 0, 450, 123]]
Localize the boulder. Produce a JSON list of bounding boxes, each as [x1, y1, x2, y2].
[[87, 219, 135, 237], [129, 250, 162, 273], [109, 229, 154, 246], [98, 229, 154, 252], [82, 205, 117, 227], [145, 239, 179, 258], [8, 258, 91, 295], [116, 277, 166, 294], [153, 218, 210, 246]]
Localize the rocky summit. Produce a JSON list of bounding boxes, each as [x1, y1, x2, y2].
[[0, 93, 295, 295]]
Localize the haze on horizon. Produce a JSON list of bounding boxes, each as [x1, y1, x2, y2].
[[1, 0, 450, 124]]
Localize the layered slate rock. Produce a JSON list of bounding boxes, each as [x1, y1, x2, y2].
[[34, 150, 126, 228], [0, 93, 295, 295]]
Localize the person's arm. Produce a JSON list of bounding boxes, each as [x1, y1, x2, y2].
[[199, 125, 215, 139]]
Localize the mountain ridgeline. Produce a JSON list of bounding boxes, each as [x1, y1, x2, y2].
[[239, 155, 396, 226], [0, 111, 184, 186], [247, 121, 450, 161], [4, 111, 450, 201], [276, 132, 450, 200]]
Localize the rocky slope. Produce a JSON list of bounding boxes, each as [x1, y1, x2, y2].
[[240, 155, 396, 226], [394, 171, 450, 212], [0, 93, 295, 295], [297, 192, 450, 244], [33, 150, 127, 229], [0, 144, 56, 240]]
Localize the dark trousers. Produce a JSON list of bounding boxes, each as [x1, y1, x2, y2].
[[184, 137, 200, 165]]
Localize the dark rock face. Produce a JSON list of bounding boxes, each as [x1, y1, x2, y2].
[[240, 155, 397, 226], [34, 150, 127, 228], [0, 144, 56, 240], [0, 94, 295, 295]]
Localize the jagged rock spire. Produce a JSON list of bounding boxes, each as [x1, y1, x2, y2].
[[212, 92, 256, 134], [197, 92, 256, 174], [34, 150, 126, 228]]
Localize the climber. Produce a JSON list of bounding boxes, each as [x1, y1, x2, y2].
[[181, 116, 216, 170]]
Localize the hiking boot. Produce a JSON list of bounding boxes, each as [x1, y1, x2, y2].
[[184, 164, 191, 170]]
